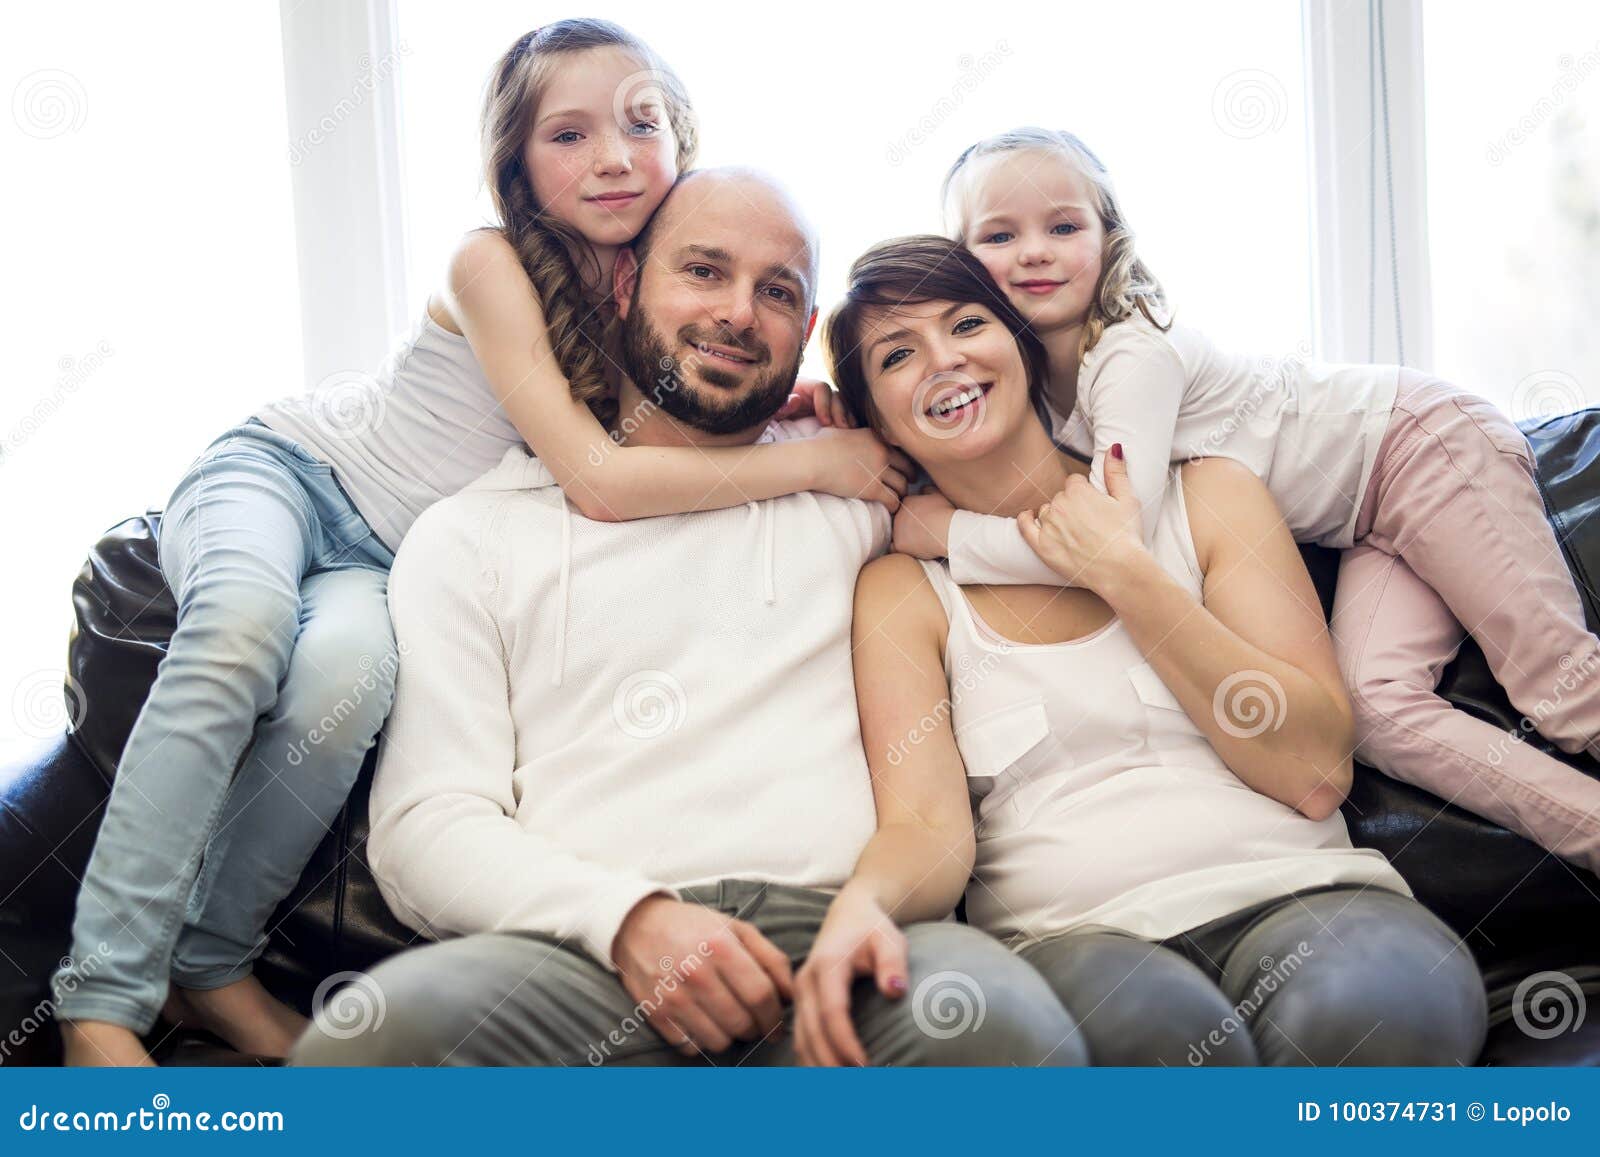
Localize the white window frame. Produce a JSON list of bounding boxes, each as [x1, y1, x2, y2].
[[278, 1, 1437, 376], [1303, 0, 1433, 369], [278, 0, 410, 389]]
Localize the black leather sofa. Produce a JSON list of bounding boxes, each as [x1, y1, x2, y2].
[[5, 410, 1600, 1066]]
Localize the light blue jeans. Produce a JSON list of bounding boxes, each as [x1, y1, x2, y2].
[[52, 421, 398, 1034]]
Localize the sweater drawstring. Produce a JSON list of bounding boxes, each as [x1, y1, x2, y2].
[[552, 493, 571, 686], [748, 500, 776, 604], [762, 499, 776, 604]]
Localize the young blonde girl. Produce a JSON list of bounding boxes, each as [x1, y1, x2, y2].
[[892, 125, 1600, 881], [53, 19, 907, 1066]]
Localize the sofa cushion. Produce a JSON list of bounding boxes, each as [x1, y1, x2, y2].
[[39, 408, 1600, 1000]]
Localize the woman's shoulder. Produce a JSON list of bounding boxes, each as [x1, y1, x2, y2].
[[858, 551, 937, 595], [1175, 456, 1281, 571], [855, 553, 950, 636]]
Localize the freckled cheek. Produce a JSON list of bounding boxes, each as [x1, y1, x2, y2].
[[634, 146, 677, 192], [530, 149, 589, 211]]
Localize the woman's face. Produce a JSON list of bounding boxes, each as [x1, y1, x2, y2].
[[525, 46, 680, 248], [959, 150, 1105, 335], [858, 299, 1036, 466]]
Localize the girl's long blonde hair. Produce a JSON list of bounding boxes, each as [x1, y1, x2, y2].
[[941, 127, 1169, 357], [480, 20, 699, 424]]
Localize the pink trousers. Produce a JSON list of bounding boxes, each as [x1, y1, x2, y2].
[[1331, 371, 1600, 874]]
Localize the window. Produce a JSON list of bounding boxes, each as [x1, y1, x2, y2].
[[1424, 0, 1600, 417], [394, 0, 1313, 363], [1, 2, 301, 759]]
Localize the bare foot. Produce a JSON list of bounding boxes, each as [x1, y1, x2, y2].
[[161, 974, 309, 1058], [60, 1020, 158, 1067]]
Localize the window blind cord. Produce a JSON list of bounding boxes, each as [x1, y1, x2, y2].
[[1368, 0, 1406, 366]]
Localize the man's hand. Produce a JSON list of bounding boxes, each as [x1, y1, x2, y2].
[[611, 896, 794, 1057], [792, 886, 909, 1066], [892, 490, 957, 559], [1018, 443, 1146, 592]]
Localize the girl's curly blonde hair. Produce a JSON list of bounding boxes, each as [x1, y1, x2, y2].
[[941, 127, 1169, 358]]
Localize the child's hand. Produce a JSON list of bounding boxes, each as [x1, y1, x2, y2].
[[892, 490, 957, 559], [809, 427, 914, 512], [1018, 443, 1145, 591], [777, 376, 857, 428]]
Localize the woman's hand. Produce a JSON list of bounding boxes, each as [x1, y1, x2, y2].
[[1018, 443, 1146, 592], [776, 376, 857, 427], [793, 886, 909, 1066], [807, 427, 914, 512], [892, 490, 957, 559]]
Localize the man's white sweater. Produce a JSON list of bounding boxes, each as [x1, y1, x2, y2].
[[368, 420, 890, 969]]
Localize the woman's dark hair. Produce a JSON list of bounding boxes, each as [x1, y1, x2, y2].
[[823, 235, 1053, 438]]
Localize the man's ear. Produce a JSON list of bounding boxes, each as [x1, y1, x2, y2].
[[802, 307, 818, 347], [613, 248, 640, 320]]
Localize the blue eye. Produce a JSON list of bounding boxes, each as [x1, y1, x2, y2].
[[1053, 222, 1080, 235], [630, 121, 660, 136], [765, 285, 793, 302], [981, 231, 1013, 244], [553, 130, 581, 144], [953, 316, 984, 333]]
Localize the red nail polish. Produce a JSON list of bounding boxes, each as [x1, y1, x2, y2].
[[1111, 442, 1124, 460]]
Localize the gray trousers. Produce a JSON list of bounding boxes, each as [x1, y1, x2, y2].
[[290, 880, 1085, 1066], [1018, 885, 1489, 1066]]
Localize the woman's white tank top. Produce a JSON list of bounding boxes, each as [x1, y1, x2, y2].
[[917, 468, 1409, 946]]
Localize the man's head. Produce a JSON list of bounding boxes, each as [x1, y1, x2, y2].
[[613, 168, 820, 439]]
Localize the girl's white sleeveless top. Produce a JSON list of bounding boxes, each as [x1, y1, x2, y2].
[[257, 311, 525, 553], [917, 468, 1409, 947]]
